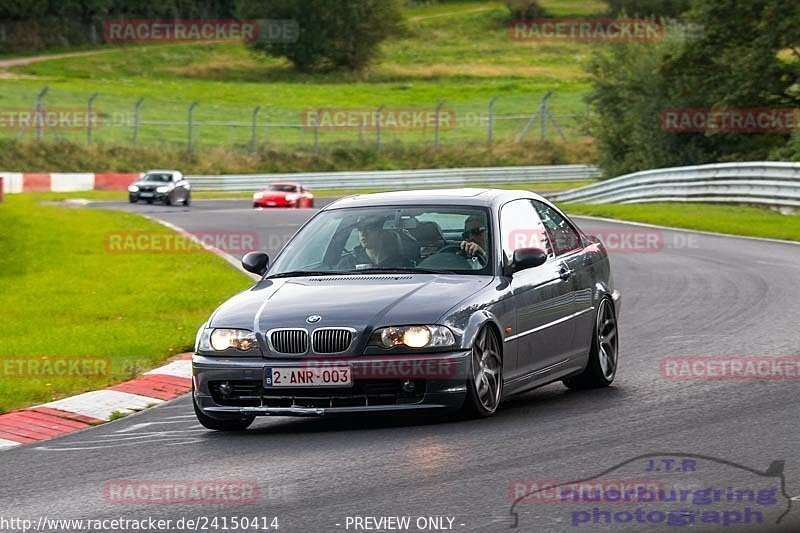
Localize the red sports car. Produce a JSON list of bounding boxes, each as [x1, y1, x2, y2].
[[252, 183, 314, 208]]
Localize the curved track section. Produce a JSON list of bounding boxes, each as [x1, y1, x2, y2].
[[1, 200, 797, 532]]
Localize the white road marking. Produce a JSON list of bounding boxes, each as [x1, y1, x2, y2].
[[39, 390, 163, 421], [114, 420, 195, 433], [144, 360, 193, 379], [0, 438, 21, 449]]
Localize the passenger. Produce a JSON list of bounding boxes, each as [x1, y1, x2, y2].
[[338, 217, 412, 269]]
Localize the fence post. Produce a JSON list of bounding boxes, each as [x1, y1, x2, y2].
[[35, 87, 48, 143], [540, 94, 550, 141], [87, 92, 98, 145], [487, 96, 498, 143], [375, 104, 385, 152], [132, 97, 144, 145], [434, 100, 443, 152], [250, 105, 261, 153], [584, 101, 591, 136], [313, 110, 320, 155], [188, 101, 198, 151]]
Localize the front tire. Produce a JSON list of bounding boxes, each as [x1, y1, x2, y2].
[[461, 326, 503, 418], [193, 392, 254, 431], [182, 193, 191, 206], [563, 297, 618, 389]]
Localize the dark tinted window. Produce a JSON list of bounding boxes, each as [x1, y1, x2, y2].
[[533, 201, 582, 256]]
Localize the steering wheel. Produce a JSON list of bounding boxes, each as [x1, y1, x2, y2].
[[437, 244, 487, 267]]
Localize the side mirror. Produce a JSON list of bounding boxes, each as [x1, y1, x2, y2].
[[242, 252, 269, 276], [508, 247, 547, 274]]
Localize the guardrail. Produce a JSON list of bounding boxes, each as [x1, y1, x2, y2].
[[187, 165, 601, 191], [553, 162, 800, 208]]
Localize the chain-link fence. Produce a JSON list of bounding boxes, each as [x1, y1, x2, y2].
[[0, 86, 592, 152]]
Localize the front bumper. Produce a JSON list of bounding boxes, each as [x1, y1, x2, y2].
[[193, 350, 470, 417], [130, 191, 168, 202]]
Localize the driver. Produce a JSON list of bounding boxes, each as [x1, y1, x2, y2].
[[460, 214, 487, 260], [337, 216, 412, 269]]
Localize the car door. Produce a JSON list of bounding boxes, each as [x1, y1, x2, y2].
[[500, 199, 575, 386], [532, 200, 594, 359]]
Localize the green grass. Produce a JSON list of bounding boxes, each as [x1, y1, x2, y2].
[[0, 1, 606, 150], [0, 195, 252, 412], [562, 202, 800, 242]]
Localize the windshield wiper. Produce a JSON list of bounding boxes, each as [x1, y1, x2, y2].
[[266, 270, 350, 279], [344, 267, 457, 275]]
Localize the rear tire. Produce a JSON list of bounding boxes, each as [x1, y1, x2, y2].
[[193, 390, 254, 431], [460, 326, 503, 418], [183, 193, 191, 206], [563, 297, 618, 389]]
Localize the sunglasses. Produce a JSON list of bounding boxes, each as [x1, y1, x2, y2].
[[462, 226, 486, 239]]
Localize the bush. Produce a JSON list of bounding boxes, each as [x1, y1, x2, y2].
[[606, 0, 691, 18], [504, 0, 546, 19], [237, 0, 404, 72]]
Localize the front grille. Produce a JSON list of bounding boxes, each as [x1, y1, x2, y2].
[[269, 329, 308, 354], [209, 379, 426, 408], [312, 328, 353, 354]]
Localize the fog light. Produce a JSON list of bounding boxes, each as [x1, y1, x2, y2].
[[218, 382, 233, 396], [401, 379, 415, 393]]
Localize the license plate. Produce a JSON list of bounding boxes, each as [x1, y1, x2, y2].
[[265, 366, 352, 387], [140, 192, 153, 197], [266, 202, 276, 206]]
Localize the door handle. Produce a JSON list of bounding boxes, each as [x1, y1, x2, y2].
[[559, 265, 572, 280]]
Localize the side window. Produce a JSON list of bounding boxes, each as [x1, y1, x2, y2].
[[499, 199, 550, 264], [533, 201, 582, 256]]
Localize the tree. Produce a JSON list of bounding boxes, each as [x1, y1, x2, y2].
[[588, 0, 800, 176], [237, 0, 404, 72]]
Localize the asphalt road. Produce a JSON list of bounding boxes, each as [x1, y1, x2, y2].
[[2, 199, 798, 533]]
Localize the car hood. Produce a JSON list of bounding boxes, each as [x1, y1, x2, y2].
[[133, 180, 169, 188], [209, 274, 492, 332], [256, 191, 293, 199]]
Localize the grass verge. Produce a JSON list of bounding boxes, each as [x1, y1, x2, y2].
[[562, 202, 800, 242], [0, 195, 252, 413]]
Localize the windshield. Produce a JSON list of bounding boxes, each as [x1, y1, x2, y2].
[[143, 173, 173, 182], [268, 206, 492, 276], [268, 184, 298, 192]]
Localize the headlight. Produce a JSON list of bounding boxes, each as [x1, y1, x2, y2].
[[156, 185, 170, 193], [128, 185, 139, 192], [254, 192, 263, 199], [369, 325, 455, 349], [210, 329, 257, 351]]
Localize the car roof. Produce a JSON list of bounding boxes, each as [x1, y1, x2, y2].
[[145, 169, 182, 176], [324, 188, 549, 210]]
